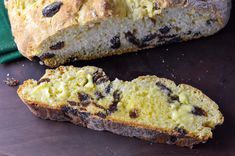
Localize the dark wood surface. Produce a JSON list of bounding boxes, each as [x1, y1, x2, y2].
[[0, 8, 234, 156]]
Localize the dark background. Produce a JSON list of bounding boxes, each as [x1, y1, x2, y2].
[[0, 3, 234, 156]]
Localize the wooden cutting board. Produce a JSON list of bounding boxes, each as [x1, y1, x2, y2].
[[0, 7, 234, 156]]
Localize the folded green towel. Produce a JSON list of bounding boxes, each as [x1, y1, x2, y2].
[[0, 51, 22, 63], [0, 0, 23, 63]]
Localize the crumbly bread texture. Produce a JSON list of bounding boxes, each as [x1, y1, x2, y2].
[[5, 0, 231, 67], [17, 66, 224, 148]]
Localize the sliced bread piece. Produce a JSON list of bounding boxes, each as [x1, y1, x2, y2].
[[5, 0, 231, 67], [17, 66, 224, 147]]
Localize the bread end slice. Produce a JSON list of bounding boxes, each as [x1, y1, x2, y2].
[[17, 66, 224, 148], [5, 0, 232, 67]]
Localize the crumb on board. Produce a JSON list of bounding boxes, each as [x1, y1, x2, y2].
[[39, 61, 44, 65], [3, 78, 20, 87], [72, 58, 78, 61]]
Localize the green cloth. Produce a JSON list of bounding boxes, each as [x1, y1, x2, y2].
[[0, 0, 23, 63]]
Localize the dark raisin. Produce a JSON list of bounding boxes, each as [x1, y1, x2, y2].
[[105, 84, 112, 94], [192, 106, 207, 116], [125, 31, 150, 48], [77, 112, 90, 124], [39, 53, 55, 60], [67, 100, 79, 106], [78, 92, 89, 101], [61, 106, 77, 116], [169, 95, 179, 102], [159, 26, 171, 34], [108, 103, 118, 114], [61, 106, 73, 120], [92, 69, 103, 80], [129, 109, 139, 118], [4, 78, 19, 87], [70, 109, 78, 115], [80, 107, 87, 111], [142, 33, 157, 43], [50, 41, 65, 50], [93, 103, 106, 110], [156, 82, 172, 95], [107, 90, 121, 114], [125, 31, 141, 47], [187, 31, 192, 35], [110, 35, 121, 49], [113, 90, 121, 103], [95, 91, 105, 100], [96, 112, 107, 119], [193, 32, 201, 37], [42, 1, 63, 17], [80, 101, 90, 107], [93, 70, 109, 85], [78, 92, 90, 107], [61, 106, 70, 113], [175, 127, 187, 137], [98, 76, 109, 84], [168, 136, 177, 143], [37, 78, 50, 85], [206, 19, 216, 25]]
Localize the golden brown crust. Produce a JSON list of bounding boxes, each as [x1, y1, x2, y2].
[[5, 0, 85, 58], [5, 0, 231, 59], [24, 102, 203, 148], [5, 0, 116, 58]]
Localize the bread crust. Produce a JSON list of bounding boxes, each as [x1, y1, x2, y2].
[[5, 0, 231, 60], [43, 46, 157, 67], [25, 102, 202, 148]]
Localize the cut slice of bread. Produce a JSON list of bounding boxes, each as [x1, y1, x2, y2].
[[5, 0, 231, 67], [17, 66, 224, 147]]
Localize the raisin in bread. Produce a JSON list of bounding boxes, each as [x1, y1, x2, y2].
[[17, 66, 224, 148], [5, 0, 231, 67]]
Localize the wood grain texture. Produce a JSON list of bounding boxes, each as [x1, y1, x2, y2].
[[0, 4, 234, 156]]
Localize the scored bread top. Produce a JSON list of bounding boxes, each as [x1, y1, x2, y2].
[[5, 0, 230, 59], [17, 66, 224, 141]]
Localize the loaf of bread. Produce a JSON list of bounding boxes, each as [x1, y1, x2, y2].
[[17, 66, 224, 147], [5, 0, 231, 67]]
